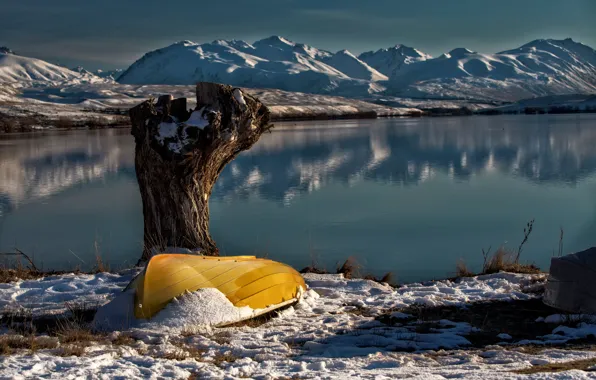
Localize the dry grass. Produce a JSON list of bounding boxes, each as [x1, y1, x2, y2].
[[111, 334, 136, 346], [210, 332, 232, 345], [299, 265, 327, 274], [212, 351, 238, 366], [0, 306, 35, 335], [455, 247, 541, 279], [0, 264, 77, 283], [53, 306, 103, 346], [92, 240, 110, 273], [0, 250, 44, 283], [377, 298, 589, 349], [514, 357, 596, 374], [161, 349, 191, 361], [455, 219, 541, 278], [482, 247, 541, 275], [455, 260, 475, 278], [65, 301, 98, 322], [56, 343, 87, 357], [55, 322, 97, 345], [0, 334, 59, 355], [363, 272, 396, 285], [336, 257, 361, 279], [0, 244, 120, 284], [168, 340, 207, 360], [301, 256, 397, 286]]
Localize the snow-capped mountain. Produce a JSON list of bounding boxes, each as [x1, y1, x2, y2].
[[72, 66, 122, 81], [386, 38, 596, 101], [358, 44, 432, 77], [72, 66, 94, 75], [118, 37, 596, 101], [117, 36, 385, 96], [322, 50, 388, 81], [0, 49, 99, 83], [95, 69, 123, 80], [3, 37, 596, 103]]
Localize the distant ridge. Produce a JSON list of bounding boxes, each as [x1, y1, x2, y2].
[[2, 37, 595, 102]]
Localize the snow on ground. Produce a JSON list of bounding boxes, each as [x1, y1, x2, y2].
[[0, 270, 137, 315], [3, 270, 596, 378], [0, 82, 422, 131]]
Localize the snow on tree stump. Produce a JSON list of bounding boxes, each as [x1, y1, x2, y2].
[[129, 83, 272, 262]]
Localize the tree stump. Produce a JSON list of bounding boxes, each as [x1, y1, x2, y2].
[[129, 83, 272, 262]]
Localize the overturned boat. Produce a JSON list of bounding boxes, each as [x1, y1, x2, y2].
[[126, 254, 306, 321]]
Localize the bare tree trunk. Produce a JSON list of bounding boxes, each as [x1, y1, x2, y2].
[[129, 83, 272, 263]]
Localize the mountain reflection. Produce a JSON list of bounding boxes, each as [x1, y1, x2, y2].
[[1, 115, 596, 216], [214, 116, 596, 204], [0, 130, 134, 217]]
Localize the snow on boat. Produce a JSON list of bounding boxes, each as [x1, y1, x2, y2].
[[126, 254, 306, 320]]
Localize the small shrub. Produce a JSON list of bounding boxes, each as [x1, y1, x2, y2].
[[299, 265, 328, 274], [456, 260, 475, 278], [54, 319, 98, 345], [483, 247, 540, 275], [363, 272, 396, 285], [336, 257, 360, 279]]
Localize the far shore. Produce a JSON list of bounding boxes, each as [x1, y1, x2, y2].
[[3, 107, 596, 135]]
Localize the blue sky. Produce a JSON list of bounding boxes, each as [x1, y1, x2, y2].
[[1, 0, 594, 70]]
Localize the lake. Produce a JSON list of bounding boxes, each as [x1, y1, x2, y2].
[[1, 114, 595, 283]]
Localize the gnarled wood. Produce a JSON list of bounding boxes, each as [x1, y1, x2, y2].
[[129, 83, 272, 262]]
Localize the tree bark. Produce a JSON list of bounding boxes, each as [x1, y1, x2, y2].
[[129, 83, 272, 262]]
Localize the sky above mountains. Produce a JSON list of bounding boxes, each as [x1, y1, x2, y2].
[[1, 0, 595, 70]]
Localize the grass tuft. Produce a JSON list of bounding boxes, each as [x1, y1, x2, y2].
[[0, 334, 59, 355], [336, 256, 360, 279], [455, 260, 475, 278], [57, 343, 86, 357], [514, 357, 596, 374], [482, 247, 540, 275]]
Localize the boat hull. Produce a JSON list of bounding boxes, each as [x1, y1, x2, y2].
[[129, 254, 306, 320]]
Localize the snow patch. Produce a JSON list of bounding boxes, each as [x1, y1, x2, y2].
[[233, 88, 247, 108], [138, 288, 255, 331], [155, 121, 178, 145], [8, 271, 596, 379], [183, 107, 209, 130]]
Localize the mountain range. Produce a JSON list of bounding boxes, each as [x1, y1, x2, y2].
[[1, 37, 595, 102]]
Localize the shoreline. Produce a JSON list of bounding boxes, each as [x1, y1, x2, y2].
[[3, 109, 595, 135]]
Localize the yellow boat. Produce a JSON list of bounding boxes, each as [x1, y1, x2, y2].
[[126, 254, 306, 321]]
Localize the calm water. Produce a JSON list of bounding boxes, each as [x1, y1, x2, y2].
[[1, 115, 595, 282]]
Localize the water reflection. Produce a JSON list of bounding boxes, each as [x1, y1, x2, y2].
[[0, 130, 134, 217], [1, 115, 595, 279], [214, 115, 596, 205]]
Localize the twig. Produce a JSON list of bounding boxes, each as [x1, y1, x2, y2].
[[558, 227, 564, 257], [481, 245, 492, 273], [515, 219, 534, 263], [1, 248, 40, 272], [15, 248, 39, 272]]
